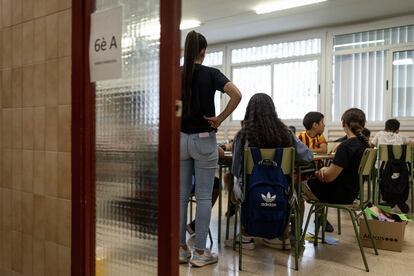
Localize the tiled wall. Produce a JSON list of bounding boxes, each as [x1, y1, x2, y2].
[[0, 1, 72, 275]]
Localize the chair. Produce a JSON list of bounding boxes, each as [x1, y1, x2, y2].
[[374, 144, 413, 210], [301, 148, 378, 272], [232, 147, 299, 271]]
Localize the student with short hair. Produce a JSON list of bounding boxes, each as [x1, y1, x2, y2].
[[371, 119, 412, 147], [297, 112, 327, 154]]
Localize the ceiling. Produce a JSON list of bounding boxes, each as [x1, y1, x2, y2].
[[181, 0, 414, 45]]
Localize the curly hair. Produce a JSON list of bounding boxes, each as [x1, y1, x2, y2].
[[235, 93, 292, 148], [341, 108, 370, 148]]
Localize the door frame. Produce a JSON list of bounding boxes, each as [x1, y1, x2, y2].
[[71, 0, 181, 275]]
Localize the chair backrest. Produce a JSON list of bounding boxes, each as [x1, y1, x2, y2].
[[359, 148, 378, 176], [378, 144, 412, 162], [244, 147, 295, 177], [357, 148, 378, 205], [327, 141, 340, 153]]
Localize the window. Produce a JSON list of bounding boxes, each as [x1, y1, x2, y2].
[[232, 65, 272, 120], [332, 24, 414, 121], [332, 51, 386, 121], [274, 60, 318, 119], [230, 38, 321, 121]]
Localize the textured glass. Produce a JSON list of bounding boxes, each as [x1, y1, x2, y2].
[[334, 25, 414, 51], [332, 51, 386, 121], [232, 65, 272, 120], [231, 38, 321, 64], [392, 50, 414, 117], [273, 60, 318, 120], [95, 0, 159, 275]]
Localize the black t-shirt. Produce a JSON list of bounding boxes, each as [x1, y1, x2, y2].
[[308, 137, 366, 204], [181, 64, 229, 134]]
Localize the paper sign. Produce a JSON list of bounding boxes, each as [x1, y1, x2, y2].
[[90, 6, 123, 82]]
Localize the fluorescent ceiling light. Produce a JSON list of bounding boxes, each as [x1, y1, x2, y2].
[[393, 58, 413, 66], [180, 20, 201, 30], [334, 39, 385, 49], [255, 0, 328, 15]]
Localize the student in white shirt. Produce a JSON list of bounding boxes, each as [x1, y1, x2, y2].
[[371, 119, 412, 146]]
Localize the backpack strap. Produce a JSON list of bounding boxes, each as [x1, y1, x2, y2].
[[387, 144, 395, 160], [400, 144, 407, 161], [250, 147, 262, 165], [274, 148, 283, 166]]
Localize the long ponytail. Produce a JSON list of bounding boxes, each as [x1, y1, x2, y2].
[[341, 108, 371, 148], [182, 31, 207, 115]]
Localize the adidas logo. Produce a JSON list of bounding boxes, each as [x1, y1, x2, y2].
[[261, 192, 276, 207]]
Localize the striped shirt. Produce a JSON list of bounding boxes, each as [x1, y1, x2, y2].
[[297, 131, 326, 149]]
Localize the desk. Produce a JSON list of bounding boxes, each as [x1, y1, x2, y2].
[[218, 152, 232, 244]]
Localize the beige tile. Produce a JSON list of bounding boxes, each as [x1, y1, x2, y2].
[[2, 230, 12, 269], [46, 14, 58, 60], [33, 17, 46, 63], [2, 69, 12, 108], [1, 188, 12, 230], [22, 108, 34, 150], [23, 0, 34, 22], [21, 234, 33, 276], [11, 191, 22, 232], [12, 108, 23, 150], [12, 24, 23, 68], [58, 10, 71, 58], [46, 0, 59, 15], [22, 66, 34, 107], [11, 149, 23, 191], [32, 63, 45, 107], [45, 107, 58, 151], [33, 195, 45, 239], [44, 151, 58, 197], [32, 238, 45, 276], [58, 0, 71, 10], [21, 192, 34, 235], [33, 0, 46, 18], [22, 150, 33, 192], [58, 57, 71, 105], [22, 21, 34, 66], [2, 149, 12, 188], [44, 241, 58, 276], [44, 197, 58, 243], [2, 0, 12, 27], [2, 109, 12, 149], [11, 231, 22, 274], [58, 152, 70, 200], [2, 27, 12, 69], [12, 0, 22, 25], [58, 106, 71, 152], [57, 245, 70, 276], [57, 199, 70, 247], [12, 68, 23, 108], [33, 107, 45, 150], [33, 151, 45, 195], [45, 60, 58, 106]]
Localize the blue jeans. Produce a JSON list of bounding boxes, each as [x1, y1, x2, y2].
[[180, 131, 218, 250]]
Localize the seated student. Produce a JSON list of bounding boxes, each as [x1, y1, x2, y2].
[[225, 93, 313, 250], [302, 108, 370, 207], [371, 118, 412, 147], [298, 112, 327, 154]]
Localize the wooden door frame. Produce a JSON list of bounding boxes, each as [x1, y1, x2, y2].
[[71, 0, 181, 275]]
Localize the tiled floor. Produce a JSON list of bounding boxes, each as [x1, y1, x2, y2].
[[180, 193, 414, 276]]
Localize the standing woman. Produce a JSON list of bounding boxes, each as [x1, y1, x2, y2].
[[179, 31, 241, 267]]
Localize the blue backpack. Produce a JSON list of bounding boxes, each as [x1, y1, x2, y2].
[[241, 147, 290, 239]]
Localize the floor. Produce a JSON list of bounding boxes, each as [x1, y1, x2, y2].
[[179, 192, 414, 276]]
